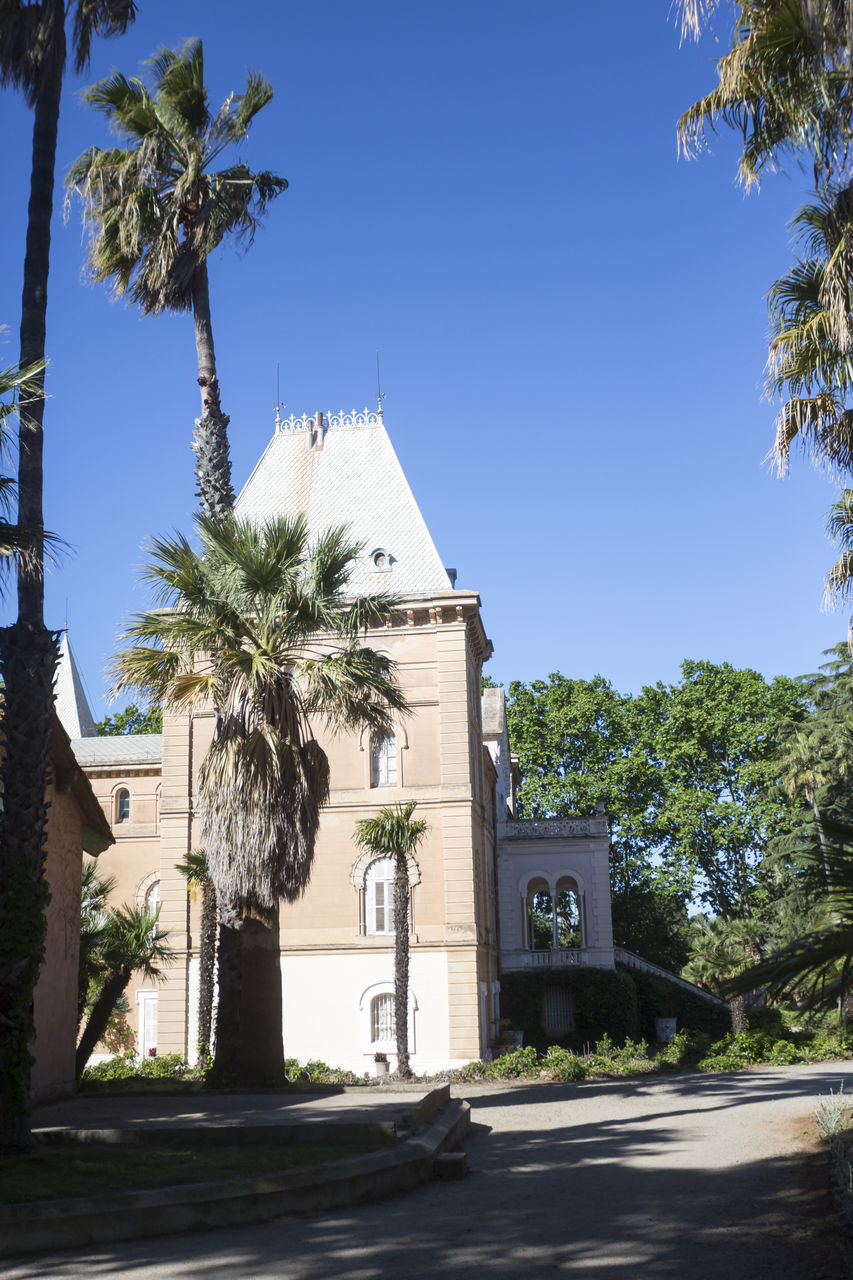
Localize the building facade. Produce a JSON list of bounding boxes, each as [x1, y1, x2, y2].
[[66, 407, 615, 1073]]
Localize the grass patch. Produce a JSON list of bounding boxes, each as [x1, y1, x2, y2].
[[0, 1140, 376, 1205]]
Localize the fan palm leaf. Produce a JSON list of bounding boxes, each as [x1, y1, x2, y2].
[[68, 39, 287, 520]]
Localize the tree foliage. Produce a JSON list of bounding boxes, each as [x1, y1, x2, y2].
[[95, 702, 162, 735], [506, 661, 809, 920]]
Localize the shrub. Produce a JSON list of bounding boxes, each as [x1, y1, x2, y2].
[[657, 1029, 711, 1069], [81, 1053, 190, 1083], [543, 1046, 588, 1081], [483, 1046, 540, 1080]]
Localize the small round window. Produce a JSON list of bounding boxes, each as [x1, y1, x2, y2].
[[371, 547, 393, 572]]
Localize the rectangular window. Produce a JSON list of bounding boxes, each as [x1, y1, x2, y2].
[[371, 993, 395, 1042]]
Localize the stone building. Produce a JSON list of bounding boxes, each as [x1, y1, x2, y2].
[[63, 407, 615, 1072]]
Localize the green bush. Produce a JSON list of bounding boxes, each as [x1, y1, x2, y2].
[[543, 1046, 588, 1081], [82, 1053, 189, 1082], [483, 1046, 540, 1079], [657, 1029, 711, 1069], [586, 1034, 653, 1076], [283, 1057, 365, 1084]]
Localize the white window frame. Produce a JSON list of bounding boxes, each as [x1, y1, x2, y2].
[[136, 989, 158, 1060], [370, 733, 398, 788], [358, 981, 417, 1056], [365, 858, 396, 935]]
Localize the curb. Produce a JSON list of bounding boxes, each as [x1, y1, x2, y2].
[[0, 1097, 470, 1257]]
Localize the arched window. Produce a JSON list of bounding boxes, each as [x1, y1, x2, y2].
[[115, 789, 130, 823], [365, 858, 395, 934], [144, 879, 160, 916], [371, 992, 396, 1044], [370, 733, 397, 787]]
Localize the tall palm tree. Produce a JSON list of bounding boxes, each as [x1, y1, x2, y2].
[[777, 719, 853, 888], [0, 0, 136, 1153], [678, 3, 853, 344], [75, 903, 171, 1079], [765, 190, 853, 479], [354, 803, 429, 1079], [110, 513, 408, 1085], [728, 816, 853, 1018], [68, 39, 287, 520], [176, 849, 217, 1068]]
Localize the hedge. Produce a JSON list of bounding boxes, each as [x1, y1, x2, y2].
[[499, 966, 730, 1051]]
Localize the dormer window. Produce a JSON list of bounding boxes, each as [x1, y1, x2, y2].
[[370, 547, 393, 572]]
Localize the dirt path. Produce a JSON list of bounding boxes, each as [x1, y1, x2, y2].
[[9, 1062, 853, 1279]]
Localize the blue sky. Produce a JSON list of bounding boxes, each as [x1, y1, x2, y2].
[[0, 1, 845, 718]]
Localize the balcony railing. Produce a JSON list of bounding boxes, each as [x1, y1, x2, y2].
[[501, 947, 591, 971]]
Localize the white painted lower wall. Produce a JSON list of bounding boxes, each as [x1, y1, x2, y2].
[[280, 949, 471, 1075]]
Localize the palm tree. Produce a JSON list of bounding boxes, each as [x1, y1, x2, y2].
[[68, 39, 287, 520], [354, 803, 429, 1079], [0, 0, 137, 1152], [684, 916, 759, 1032], [75, 903, 171, 1079], [777, 719, 853, 889], [176, 849, 217, 1068], [728, 816, 853, 1019], [765, 190, 853, 479], [110, 513, 408, 1085], [77, 859, 116, 1030], [678, 3, 853, 344]]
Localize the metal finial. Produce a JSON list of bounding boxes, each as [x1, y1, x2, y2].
[[376, 351, 386, 420], [275, 361, 284, 431]]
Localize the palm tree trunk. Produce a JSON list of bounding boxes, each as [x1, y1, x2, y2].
[[190, 262, 233, 520], [197, 877, 217, 1065], [210, 901, 284, 1085], [394, 853, 411, 1078], [810, 793, 835, 893], [75, 969, 129, 1080], [0, 68, 63, 1153], [730, 994, 747, 1035]]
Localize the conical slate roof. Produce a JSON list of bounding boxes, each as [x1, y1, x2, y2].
[[54, 633, 97, 739], [235, 409, 453, 597]]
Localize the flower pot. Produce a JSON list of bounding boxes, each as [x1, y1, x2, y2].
[[374, 1059, 389, 1077], [655, 1017, 677, 1044]]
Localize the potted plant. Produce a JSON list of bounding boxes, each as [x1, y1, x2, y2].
[[374, 1051, 390, 1078]]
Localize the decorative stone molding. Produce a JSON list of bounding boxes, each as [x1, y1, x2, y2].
[[349, 848, 421, 889], [501, 817, 599, 839]]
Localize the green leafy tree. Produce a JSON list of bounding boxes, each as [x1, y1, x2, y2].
[[75, 903, 171, 1079], [610, 886, 690, 973], [636, 660, 809, 918], [176, 849, 216, 1067], [0, 0, 136, 1152], [505, 673, 658, 892], [353, 802, 429, 1079], [95, 702, 162, 735], [68, 39, 286, 520], [110, 513, 407, 1085]]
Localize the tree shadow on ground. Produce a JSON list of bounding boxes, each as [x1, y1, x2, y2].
[[8, 1068, 853, 1280]]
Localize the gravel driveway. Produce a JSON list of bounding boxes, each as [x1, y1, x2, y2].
[[9, 1061, 853, 1279]]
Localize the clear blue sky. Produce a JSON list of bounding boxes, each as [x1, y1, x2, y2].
[[0, 1, 845, 718]]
